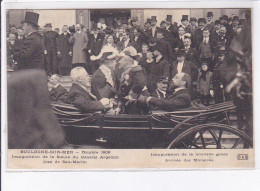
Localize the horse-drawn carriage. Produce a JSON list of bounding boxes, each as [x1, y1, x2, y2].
[[52, 101, 253, 149]]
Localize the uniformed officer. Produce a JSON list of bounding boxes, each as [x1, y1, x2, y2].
[[44, 23, 59, 76]]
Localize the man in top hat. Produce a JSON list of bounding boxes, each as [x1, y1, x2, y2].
[[205, 12, 214, 31], [189, 17, 199, 35], [146, 16, 160, 38], [13, 12, 44, 70], [192, 18, 207, 51], [180, 15, 191, 33], [163, 15, 178, 43], [138, 72, 191, 112], [44, 23, 59, 76]]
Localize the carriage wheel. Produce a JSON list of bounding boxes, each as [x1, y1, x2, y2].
[[167, 123, 253, 149]]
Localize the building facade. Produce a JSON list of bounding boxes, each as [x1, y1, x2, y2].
[[6, 9, 248, 32]]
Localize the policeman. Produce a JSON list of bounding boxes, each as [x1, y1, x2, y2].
[[44, 23, 59, 76]]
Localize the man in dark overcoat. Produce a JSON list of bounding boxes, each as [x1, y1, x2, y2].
[[13, 12, 44, 70], [87, 25, 105, 74], [44, 23, 59, 75], [57, 25, 73, 76]]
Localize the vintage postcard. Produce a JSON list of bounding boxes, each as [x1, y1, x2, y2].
[[1, 1, 255, 170]]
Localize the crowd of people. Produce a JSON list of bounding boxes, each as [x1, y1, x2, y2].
[[8, 11, 251, 115]]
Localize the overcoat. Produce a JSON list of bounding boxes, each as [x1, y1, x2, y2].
[[69, 32, 88, 64]]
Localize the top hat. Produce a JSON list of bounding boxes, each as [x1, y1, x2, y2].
[[146, 18, 151, 24], [198, 18, 207, 24], [166, 15, 172, 21], [46, 23, 52, 28], [207, 12, 213, 17], [190, 17, 197, 22], [181, 15, 189, 21], [151, 16, 157, 21], [21, 12, 39, 27]]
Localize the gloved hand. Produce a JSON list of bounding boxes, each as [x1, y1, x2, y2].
[[100, 98, 112, 109], [210, 90, 214, 97]]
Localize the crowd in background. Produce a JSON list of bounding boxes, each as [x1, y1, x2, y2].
[[7, 11, 250, 107]]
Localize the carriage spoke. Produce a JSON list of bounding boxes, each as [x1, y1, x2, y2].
[[232, 138, 242, 149], [216, 129, 223, 149], [199, 131, 206, 149], [181, 141, 189, 149]]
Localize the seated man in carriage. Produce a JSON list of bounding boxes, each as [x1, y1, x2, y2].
[[66, 67, 113, 113], [138, 72, 191, 112]]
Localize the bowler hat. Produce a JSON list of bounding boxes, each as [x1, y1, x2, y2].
[[220, 15, 228, 21], [160, 21, 166, 25], [21, 12, 39, 27], [166, 15, 172, 21], [181, 15, 189, 21], [151, 16, 157, 21], [233, 16, 239, 21], [146, 18, 151, 24], [214, 20, 220, 25], [207, 12, 213, 17], [198, 18, 207, 24]]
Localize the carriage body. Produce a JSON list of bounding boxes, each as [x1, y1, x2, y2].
[[52, 101, 253, 149]]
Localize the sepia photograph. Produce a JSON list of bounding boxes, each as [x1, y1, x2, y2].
[[2, 1, 256, 170], [6, 7, 253, 150]]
